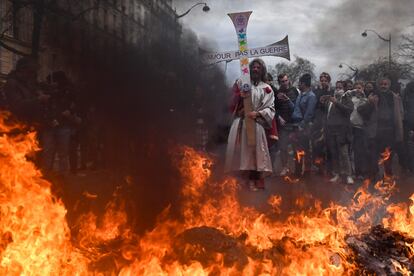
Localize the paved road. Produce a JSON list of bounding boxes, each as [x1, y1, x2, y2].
[[238, 173, 414, 217], [55, 166, 413, 232]]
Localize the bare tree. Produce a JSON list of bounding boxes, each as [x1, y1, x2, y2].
[[398, 35, 414, 69], [357, 58, 413, 92], [358, 59, 412, 81], [270, 55, 316, 85]]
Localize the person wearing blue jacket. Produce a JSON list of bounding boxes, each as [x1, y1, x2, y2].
[[291, 73, 317, 177]]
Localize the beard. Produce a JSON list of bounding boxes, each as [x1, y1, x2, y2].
[[251, 71, 261, 83]]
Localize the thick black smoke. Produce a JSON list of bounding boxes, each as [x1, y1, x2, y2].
[[311, 0, 414, 71], [44, 16, 229, 232]]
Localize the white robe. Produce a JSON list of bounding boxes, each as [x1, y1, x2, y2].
[[225, 81, 275, 173]]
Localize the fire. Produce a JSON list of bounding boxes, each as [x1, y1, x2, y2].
[[296, 150, 305, 164], [0, 112, 88, 274], [314, 157, 323, 165], [1, 111, 413, 274], [283, 175, 300, 184], [378, 147, 392, 165], [383, 194, 414, 236], [268, 195, 282, 214]]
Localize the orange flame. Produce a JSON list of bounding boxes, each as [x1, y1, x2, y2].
[[284, 175, 300, 184], [1, 111, 413, 274], [296, 150, 305, 164], [378, 147, 392, 165], [314, 157, 323, 165], [268, 195, 282, 214], [383, 193, 414, 237], [0, 111, 89, 274]]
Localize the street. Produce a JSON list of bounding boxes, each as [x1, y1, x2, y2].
[[56, 154, 414, 232]]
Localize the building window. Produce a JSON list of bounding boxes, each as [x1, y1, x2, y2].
[[144, 9, 148, 27], [129, 0, 134, 16], [12, 52, 18, 66], [103, 9, 108, 31], [0, 50, 18, 76], [0, 49, 3, 75], [121, 18, 126, 40], [92, 6, 98, 25], [121, 0, 126, 14], [113, 14, 117, 35], [0, 1, 5, 31], [18, 7, 33, 43]]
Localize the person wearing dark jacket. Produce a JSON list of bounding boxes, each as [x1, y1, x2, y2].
[[3, 57, 50, 126], [364, 81, 376, 97], [275, 73, 297, 176], [357, 77, 404, 178], [403, 81, 414, 173], [41, 71, 80, 175], [322, 83, 354, 184], [311, 72, 334, 175]]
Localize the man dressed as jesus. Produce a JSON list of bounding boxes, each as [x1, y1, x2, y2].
[[225, 58, 275, 191]]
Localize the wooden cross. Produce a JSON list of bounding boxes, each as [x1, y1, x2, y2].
[[227, 11, 257, 145]]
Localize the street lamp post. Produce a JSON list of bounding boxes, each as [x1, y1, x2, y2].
[[361, 29, 392, 71], [339, 63, 359, 80], [176, 2, 210, 19]]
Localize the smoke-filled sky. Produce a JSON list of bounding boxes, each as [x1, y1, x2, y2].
[[172, 0, 414, 84]]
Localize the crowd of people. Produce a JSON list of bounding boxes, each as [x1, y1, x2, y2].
[[2, 56, 414, 189], [0, 57, 103, 177], [225, 58, 414, 191]]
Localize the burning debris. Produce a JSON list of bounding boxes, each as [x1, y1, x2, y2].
[[172, 226, 248, 269], [172, 224, 414, 274], [0, 111, 413, 274], [346, 225, 414, 275], [172, 225, 345, 274]]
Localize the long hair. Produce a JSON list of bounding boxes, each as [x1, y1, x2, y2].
[[319, 72, 331, 83], [249, 58, 267, 83]]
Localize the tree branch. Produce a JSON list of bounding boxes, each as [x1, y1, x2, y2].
[[70, 2, 100, 21], [1, 3, 14, 24]]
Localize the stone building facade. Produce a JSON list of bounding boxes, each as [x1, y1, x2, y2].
[[0, 0, 181, 84]]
